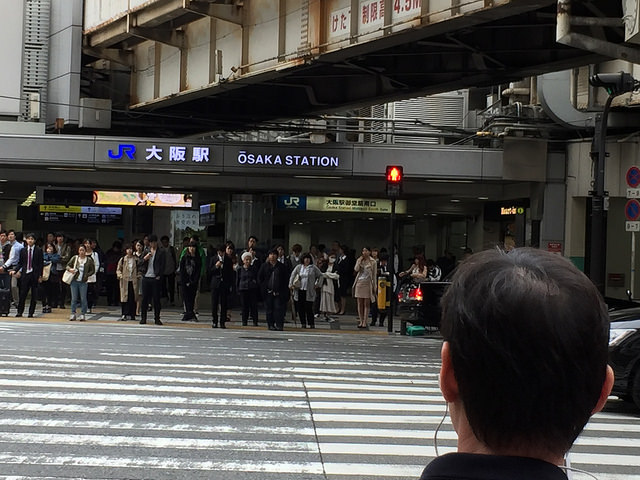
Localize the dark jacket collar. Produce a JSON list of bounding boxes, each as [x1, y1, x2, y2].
[[420, 453, 568, 480]]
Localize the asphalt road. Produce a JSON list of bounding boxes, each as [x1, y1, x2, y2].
[[0, 320, 637, 479]]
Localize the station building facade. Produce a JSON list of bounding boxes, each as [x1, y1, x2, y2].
[[1, 0, 640, 299]]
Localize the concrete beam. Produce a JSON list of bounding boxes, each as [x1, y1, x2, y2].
[[83, 47, 134, 67], [184, 0, 243, 25], [127, 24, 185, 49]]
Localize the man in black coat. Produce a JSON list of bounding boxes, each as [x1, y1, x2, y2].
[[258, 248, 289, 331], [13, 232, 43, 317], [139, 234, 167, 325], [209, 241, 235, 328]]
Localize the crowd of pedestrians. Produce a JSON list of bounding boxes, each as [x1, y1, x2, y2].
[[0, 229, 454, 330]]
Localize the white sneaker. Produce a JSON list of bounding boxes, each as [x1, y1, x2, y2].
[[79, 314, 86, 321], [69, 314, 76, 321]]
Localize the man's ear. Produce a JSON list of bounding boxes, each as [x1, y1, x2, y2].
[[591, 365, 614, 414], [440, 341, 459, 403]]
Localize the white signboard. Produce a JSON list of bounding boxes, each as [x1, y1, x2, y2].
[[626, 221, 640, 232], [627, 188, 640, 199], [329, 7, 350, 38], [360, 0, 385, 33]]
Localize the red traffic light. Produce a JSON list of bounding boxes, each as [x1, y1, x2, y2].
[[386, 165, 403, 183]]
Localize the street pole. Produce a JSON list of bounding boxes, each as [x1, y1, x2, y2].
[[388, 198, 396, 334], [631, 231, 636, 299], [587, 94, 613, 294]]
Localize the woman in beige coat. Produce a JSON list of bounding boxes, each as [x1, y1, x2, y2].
[[353, 246, 377, 329], [117, 243, 141, 321]]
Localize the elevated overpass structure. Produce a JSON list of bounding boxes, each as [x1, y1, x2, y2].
[[76, 0, 632, 136]]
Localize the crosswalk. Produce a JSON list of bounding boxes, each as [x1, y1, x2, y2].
[[0, 321, 637, 479]]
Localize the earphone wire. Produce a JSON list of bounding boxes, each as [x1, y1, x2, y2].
[[560, 452, 599, 480], [433, 401, 449, 457]]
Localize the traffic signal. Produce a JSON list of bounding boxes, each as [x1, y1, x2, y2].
[[386, 165, 403, 197], [589, 72, 638, 96]]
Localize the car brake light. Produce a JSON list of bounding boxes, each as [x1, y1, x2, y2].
[[408, 287, 423, 301]]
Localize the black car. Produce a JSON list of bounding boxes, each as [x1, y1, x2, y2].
[[397, 280, 450, 331], [608, 307, 640, 409]]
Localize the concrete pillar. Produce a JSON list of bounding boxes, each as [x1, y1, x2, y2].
[[226, 194, 273, 250]]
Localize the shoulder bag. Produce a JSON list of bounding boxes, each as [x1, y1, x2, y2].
[[62, 257, 78, 285], [42, 263, 51, 282]]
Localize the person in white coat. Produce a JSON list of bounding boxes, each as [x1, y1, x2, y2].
[[319, 253, 340, 321], [289, 253, 323, 328]]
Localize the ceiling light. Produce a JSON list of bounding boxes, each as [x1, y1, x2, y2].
[[478, 196, 489, 200], [21, 190, 36, 207], [450, 199, 461, 203]]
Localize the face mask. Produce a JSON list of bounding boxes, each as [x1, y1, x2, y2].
[[329, 258, 336, 263]]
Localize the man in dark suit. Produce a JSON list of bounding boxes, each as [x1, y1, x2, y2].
[[139, 234, 167, 325], [209, 241, 234, 328], [258, 248, 289, 331], [13, 232, 43, 318]]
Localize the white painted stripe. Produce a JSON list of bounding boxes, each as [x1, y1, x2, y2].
[[323, 462, 426, 477], [316, 413, 449, 423], [0, 361, 438, 385], [0, 379, 307, 398], [0, 390, 308, 408], [568, 451, 640, 467], [0, 454, 325, 474], [310, 401, 446, 412], [315, 428, 455, 439], [582, 422, 640, 433], [0, 418, 316, 436], [0, 354, 439, 377], [0, 402, 311, 419], [99, 353, 185, 359], [305, 381, 439, 392], [319, 443, 444, 457], [0, 368, 441, 391], [306, 391, 439, 401], [595, 475, 640, 480], [0, 432, 320, 452], [0, 369, 304, 388], [318, 444, 640, 466], [0, 379, 443, 404], [571, 435, 640, 449]]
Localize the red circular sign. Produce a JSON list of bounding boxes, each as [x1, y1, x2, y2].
[[625, 199, 640, 221], [626, 166, 640, 188]]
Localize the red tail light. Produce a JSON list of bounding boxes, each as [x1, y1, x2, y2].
[[408, 287, 423, 301]]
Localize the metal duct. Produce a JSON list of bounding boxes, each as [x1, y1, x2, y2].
[[538, 70, 593, 129]]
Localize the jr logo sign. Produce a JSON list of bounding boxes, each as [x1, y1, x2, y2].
[[277, 195, 307, 211], [108, 144, 136, 160], [284, 197, 301, 208]]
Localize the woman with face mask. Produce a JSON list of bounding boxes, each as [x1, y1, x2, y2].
[[319, 252, 340, 321]]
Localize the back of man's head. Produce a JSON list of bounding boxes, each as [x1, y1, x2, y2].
[[440, 247, 610, 457]]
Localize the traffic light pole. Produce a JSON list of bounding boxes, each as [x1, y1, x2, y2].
[[388, 198, 396, 335], [587, 93, 613, 294]]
